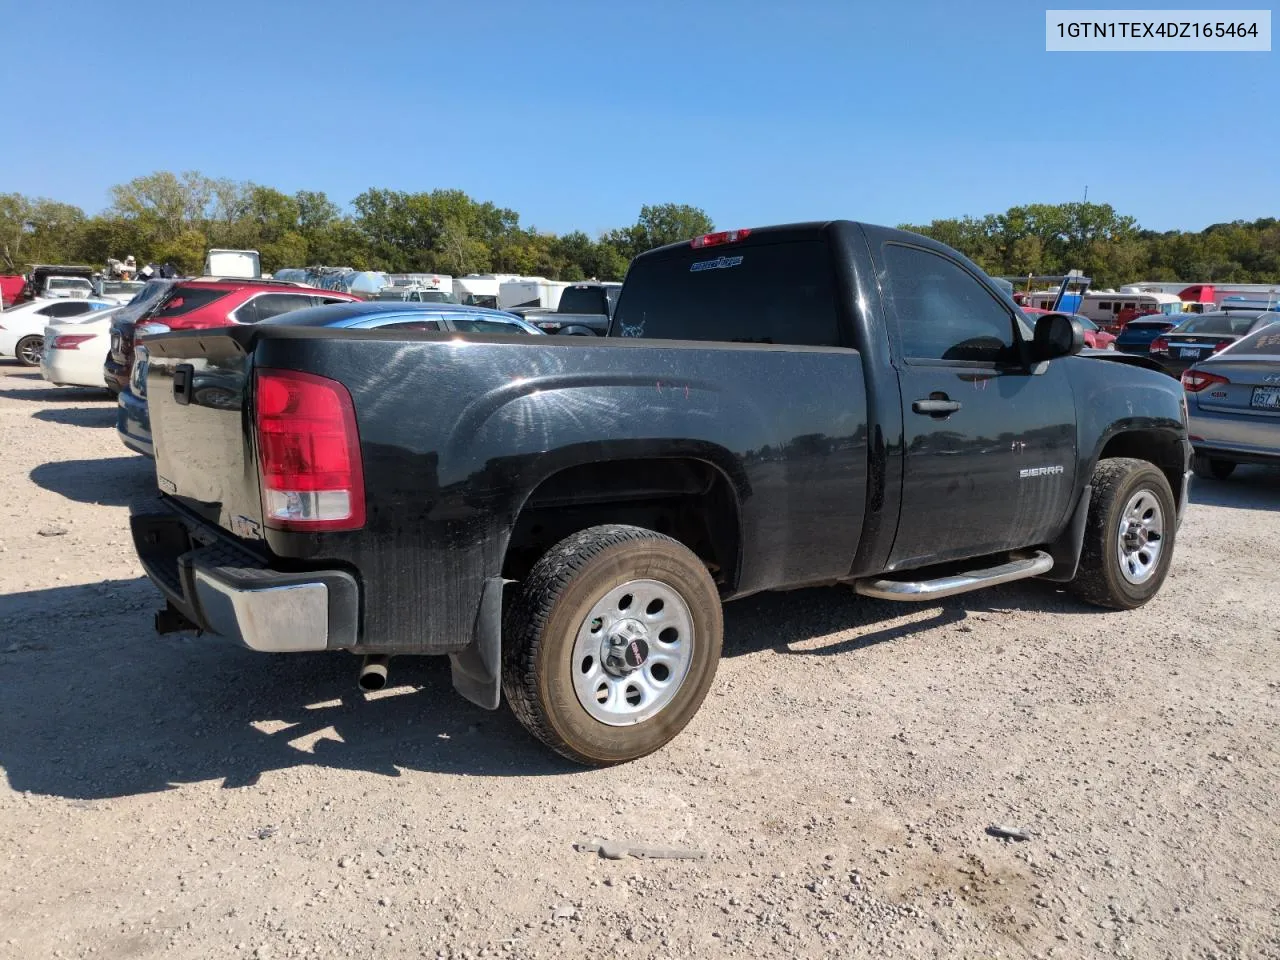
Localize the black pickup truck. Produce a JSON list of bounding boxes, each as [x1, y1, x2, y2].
[[130, 221, 1191, 765], [516, 281, 621, 336]]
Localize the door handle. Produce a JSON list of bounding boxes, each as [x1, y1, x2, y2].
[[912, 398, 961, 416]]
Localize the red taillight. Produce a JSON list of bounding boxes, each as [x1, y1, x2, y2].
[[1212, 339, 1233, 353], [1181, 370, 1230, 393], [52, 334, 95, 350], [254, 368, 365, 531], [1150, 337, 1169, 354], [690, 228, 751, 248]]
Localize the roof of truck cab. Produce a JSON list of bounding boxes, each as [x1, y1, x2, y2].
[[637, 220, 958, 261]]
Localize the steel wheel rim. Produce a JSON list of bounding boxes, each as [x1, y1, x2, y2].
[[570, 578, 695, 726], [18, 337, 43, 365], [1116, 489, 1164, 585]]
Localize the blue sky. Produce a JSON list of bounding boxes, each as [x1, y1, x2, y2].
[[3, 0, 1274, 234]]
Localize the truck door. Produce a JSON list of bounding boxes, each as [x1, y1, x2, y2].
[[875, 241, 1077, 571]]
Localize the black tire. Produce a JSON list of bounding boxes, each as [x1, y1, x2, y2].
[[502, 524, 723, 766], [1192, 453, 1236, 481], [15, 335, 43, 367], [1070, 457, 1177, 610]]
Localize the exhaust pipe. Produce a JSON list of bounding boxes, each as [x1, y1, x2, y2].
[[358, 655, 390, 692]]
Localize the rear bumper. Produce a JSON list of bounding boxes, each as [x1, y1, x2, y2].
[[131, 508, 359, 653], [117, 388, 154, 457], [1189, 410, 1280, 464]]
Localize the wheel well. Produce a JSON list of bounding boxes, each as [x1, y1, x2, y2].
[[502, 458, 741, 591], [1096, 432, 1185, 501]]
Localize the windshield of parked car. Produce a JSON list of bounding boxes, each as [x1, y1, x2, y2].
[[48, 278, 91, 292], [1173, 313, 1268, 336], [102, 281, 144, 296], [1223, 321, 1280, 355]]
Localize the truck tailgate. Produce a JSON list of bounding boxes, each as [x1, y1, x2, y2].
[[144, 331, 265, 540]]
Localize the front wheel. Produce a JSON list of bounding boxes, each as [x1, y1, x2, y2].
[[1069, 457, 1177, 610], [15, 335, 43, 367], [502, 524, 723, 765]]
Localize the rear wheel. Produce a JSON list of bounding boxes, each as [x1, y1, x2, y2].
[[502, 524, 723, 765], [15, 335, 43, 366], [1192, 454, 1236, 481], [1070, 458, 1177, 610]]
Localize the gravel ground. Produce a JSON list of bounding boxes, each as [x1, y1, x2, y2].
[[1, 360, 1278, 960]]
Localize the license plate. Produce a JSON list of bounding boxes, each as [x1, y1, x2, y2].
[[1179, 347, 1201, 359], [1250, 386, 1280, 410]]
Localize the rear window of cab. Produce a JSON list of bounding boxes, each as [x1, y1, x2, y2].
[[611, 240, 839, 346]]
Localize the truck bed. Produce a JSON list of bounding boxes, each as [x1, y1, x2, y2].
[[141, 326, 871, 655]]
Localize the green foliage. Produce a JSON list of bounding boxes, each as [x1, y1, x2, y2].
[[900, 202, 1278, 288], [7, 173, 1274, 291]]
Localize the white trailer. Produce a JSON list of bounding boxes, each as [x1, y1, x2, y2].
[[453, 274, 522, 308], [205, 249, 261, 279], [498, 278, 572, 311]]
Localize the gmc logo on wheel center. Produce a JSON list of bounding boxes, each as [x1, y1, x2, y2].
[[1020, 465, 1065, 479]]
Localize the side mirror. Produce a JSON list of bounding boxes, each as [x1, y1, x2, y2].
[[1031, 312, 1085, 362]]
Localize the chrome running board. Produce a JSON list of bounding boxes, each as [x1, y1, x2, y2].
[[854, 550, 1054, 602]]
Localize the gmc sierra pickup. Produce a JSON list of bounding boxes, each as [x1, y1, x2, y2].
[[130, 221, 1192, 765]]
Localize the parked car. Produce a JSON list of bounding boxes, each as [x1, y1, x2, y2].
[[1115, 316, 1177, 357], [102, 279, 180, 394], [1182, 321, 1280, 479], [40, 306, 124, 389], [94, 279, 147, 304], [522, 282, 622, 336], [1021, 307, 1114, 350], [18, 265, 97, 303], [372, 286, 460, 304], [259, 301, 547, 334], [1149, 310, 1280, 378], [0, 275, 25, 308], [116, 280, 360, 457], [130, 220, 1191, 766], [0, 298, 117, 365]]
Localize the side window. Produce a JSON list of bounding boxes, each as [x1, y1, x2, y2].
[[450, 318, 528, 334], [40, 301, 93, 318], [238, 294, 315, 324], [376, 320, 441, 331], [316, 296, 350, 306], [882, 244, 1018, 364]]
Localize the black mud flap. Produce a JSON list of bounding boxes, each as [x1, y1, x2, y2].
[[1041, 484, 1093, 583], [449, 577, 508, 710]]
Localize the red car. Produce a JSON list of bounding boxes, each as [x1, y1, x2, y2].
[[111, 280, 361, 457], [105, 279, 358, 393], [1021, 307, 1116, 350]]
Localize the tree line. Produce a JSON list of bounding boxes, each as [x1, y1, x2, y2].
[[0, 171, 714, 281], [902, 203, 1280, 289], [2, 173, 1276, 289]]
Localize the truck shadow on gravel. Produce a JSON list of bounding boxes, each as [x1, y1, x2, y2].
[[1188, 465, 1279, 511], [1, 574, 1091, 801], [0, 580, 573, 800], [31, 406, 117, 428], [28, 456, 156, 508]]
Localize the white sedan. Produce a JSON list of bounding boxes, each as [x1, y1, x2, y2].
[[40, 306, 124, 389], [0, 298, 118, 366]]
